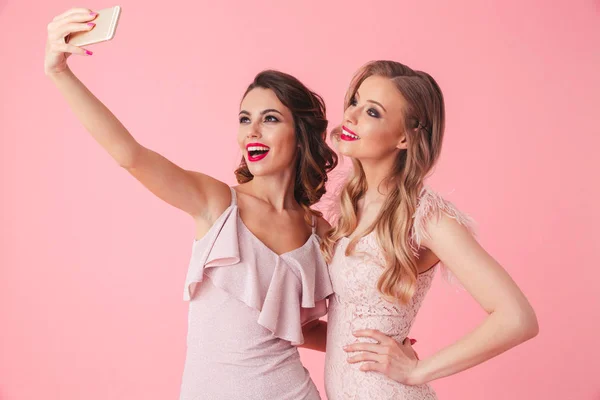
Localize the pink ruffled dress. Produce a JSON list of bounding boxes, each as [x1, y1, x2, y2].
[[325, 187, 475, 400], [179, 187, 332, 400]]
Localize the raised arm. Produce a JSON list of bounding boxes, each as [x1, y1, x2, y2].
[[44, 8, 231, 225]]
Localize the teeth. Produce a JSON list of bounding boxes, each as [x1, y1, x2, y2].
[[342, 128, 359, 139], [248, 146, 270, 151]]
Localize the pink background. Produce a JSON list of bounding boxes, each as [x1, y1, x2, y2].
[[1, 0, 599, 399]]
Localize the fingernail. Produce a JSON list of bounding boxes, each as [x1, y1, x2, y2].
[[87, 22, 96, 27], [85, 50, 93, 56], [410, 338, 417, 345], [90, 12, 98, 16]]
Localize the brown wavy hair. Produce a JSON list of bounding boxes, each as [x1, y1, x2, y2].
[[322, 61, 445, 303], [235, 70, 338, 222]]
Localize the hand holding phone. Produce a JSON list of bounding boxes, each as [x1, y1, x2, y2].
[[67, 6, 121, 47], [44, 6, 121, 76]]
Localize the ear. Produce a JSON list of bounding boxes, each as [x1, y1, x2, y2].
[[396, 133, 408, 150]]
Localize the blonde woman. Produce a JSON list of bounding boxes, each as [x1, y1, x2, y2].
[[302, 60, 538, 399]]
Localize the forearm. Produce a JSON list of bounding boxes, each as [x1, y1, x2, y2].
[[410, 308, 538, 385], [48, 67, 141, 167], [300, 320, 327, 352]]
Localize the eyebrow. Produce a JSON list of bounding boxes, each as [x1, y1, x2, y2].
[[355, 91, 387, 113], [367, 100, 387, 112], [239, 109, 284, 116]]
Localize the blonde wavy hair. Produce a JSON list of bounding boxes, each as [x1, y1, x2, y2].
[[321, 60, 445, 303]]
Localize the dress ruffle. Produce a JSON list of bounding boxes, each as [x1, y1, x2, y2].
[[184, 204, 332, 345]]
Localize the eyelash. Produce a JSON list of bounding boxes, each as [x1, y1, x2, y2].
[[239, 115, 279, 124], [349, 96, 380, 118], [367, 109, 380, 118]]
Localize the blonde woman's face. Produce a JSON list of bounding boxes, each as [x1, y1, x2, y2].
[[336, 75, 408, 160]]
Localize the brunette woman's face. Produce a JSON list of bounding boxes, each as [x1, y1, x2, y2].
[[336, 75, 408, 160], [237, 88, 297, 177]]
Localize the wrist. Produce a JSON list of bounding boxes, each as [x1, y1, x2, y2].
[[406, 360, 429, 386], [46, 66, 73, 81]]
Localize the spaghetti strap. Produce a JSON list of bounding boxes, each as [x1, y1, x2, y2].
[[182, 184, 332, 399], [230, 187, 238, 207]]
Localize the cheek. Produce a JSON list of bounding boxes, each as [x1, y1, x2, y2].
[[237, 128, 246, 149], [339, 126, 398, 158], [364, 120, 400, 147], [273, 127, 297, 155]]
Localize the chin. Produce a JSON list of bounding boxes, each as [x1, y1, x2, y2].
[[246, 162, 284, 178], [246, 165, 269, 177], [336, 140, 358, 157]]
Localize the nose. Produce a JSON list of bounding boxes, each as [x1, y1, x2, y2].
[[344, 105, 359, 126], [246, 121, 261, 139]]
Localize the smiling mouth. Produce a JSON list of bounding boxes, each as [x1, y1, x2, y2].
[[246, 143, 270, 162], [340, 126, 360, 141]]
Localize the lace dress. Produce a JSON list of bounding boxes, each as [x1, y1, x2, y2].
[[324, 187, 474, 399]]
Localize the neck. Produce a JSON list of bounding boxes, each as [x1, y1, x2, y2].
[[245, 169, 298, 211], [359, 152, 398, 205]]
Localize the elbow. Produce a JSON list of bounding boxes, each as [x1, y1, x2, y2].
[[505, 304, 539, 343], [525, 313, 539, 340], [117, 144, 144, 169], [518, 312, 539, 342], [520, 302, 539, 340]]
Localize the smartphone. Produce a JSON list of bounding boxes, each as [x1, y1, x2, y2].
[[67, 6, 121, 47]]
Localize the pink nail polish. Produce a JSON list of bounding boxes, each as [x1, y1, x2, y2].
[[87, 22, 95, 27], [85, 50, 93, 56], [410, 338, 417, 344], [90, 11, 98, 16]]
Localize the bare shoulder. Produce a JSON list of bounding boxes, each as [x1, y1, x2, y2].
[[413, 186, 475, 249], [421, 211, 474, 248]]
